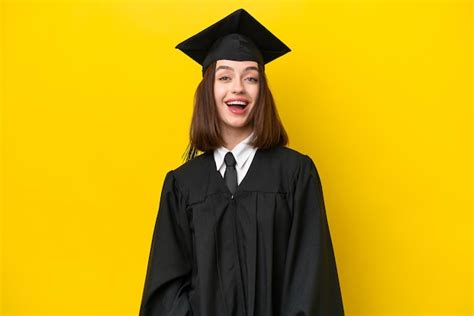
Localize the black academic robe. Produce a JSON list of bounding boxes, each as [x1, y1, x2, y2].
[[139, 145, 344, 316]]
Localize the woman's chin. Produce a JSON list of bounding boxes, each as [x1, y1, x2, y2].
[[221, 120, 251, 131]]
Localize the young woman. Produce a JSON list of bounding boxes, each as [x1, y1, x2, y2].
[[139, 8, 344, 316]]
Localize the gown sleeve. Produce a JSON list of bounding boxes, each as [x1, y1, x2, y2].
[[139, 170, 193, 316], [281, 155, 345, 316]]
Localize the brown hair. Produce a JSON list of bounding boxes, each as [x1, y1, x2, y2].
[[182, 60, 289, 162]]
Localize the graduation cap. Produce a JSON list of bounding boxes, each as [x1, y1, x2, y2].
[[175, 8, 291, 75]]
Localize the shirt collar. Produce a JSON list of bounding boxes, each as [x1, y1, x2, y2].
[[214, 131, 256, 171]]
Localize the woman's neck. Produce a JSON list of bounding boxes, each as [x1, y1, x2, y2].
[[221, 127, 253, 151]]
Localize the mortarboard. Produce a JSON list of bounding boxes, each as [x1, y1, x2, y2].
[[175, 8, 291, 75]]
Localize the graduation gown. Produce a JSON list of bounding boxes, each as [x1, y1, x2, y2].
[[139, 145, 344, 316]]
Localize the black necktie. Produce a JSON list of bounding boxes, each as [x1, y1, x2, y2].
[[224, 151, 237, 195]]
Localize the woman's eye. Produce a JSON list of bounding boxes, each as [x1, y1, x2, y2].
[[218, 76, 230, 81], [246, 77, 259, 83]]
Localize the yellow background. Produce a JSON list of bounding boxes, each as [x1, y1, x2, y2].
[[1, 0, 472, 315]]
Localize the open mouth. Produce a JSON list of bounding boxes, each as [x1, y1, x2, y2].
[[225, 100, 249, 109]]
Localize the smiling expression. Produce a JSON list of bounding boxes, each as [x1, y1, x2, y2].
[[214, 59, 260, 133]]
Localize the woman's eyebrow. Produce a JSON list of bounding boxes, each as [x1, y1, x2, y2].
[[215, 65, 259, 73], [244, 66, 259, 72]]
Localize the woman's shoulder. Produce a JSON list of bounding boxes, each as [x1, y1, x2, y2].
[[171, 151, 210, 178], [262, 144, 314, 166], [168, 153, 215, 192], [269, 145, 322, 181]]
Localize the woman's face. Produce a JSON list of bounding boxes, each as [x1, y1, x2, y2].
[[214, 59, 260, 133]]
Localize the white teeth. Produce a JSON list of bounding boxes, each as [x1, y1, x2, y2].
[[226, 101, 248, 106]]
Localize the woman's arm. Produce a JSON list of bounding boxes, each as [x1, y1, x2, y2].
[[139, 171, 193, 316], [281, 155, 344, 315]]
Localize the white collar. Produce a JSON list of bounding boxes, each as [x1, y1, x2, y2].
[[214, 131, 256, 171]]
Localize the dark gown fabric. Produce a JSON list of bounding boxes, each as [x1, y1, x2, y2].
[[139, 145, 344, 316]]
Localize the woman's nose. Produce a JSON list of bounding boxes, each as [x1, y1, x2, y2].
[[231, 79, 244, 93]]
